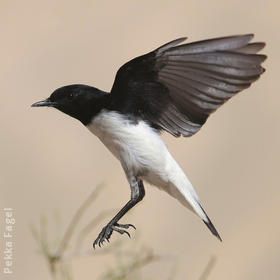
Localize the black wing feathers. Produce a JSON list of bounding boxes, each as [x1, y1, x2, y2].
[[110, 34, 266, 137]]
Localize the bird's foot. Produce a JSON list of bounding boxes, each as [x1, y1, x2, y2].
[[93, 222, 136, 248]]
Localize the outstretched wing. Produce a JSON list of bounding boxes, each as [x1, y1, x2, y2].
[[110, 34, 266, 137]]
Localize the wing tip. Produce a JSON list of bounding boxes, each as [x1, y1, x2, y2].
[[235, 33, 254, 41], [245, 33, 254, 39], [156, 37, 188, 55]]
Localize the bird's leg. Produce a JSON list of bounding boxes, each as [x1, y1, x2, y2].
[[93, 177, 145, 248]]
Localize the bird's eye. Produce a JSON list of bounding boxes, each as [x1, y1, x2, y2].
[[68, 93, 74, 100]]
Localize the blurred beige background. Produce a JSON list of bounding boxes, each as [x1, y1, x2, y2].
[[1, 0, 279, 279]]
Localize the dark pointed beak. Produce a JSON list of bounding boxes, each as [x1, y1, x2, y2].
[[31, 98, 54, 107]]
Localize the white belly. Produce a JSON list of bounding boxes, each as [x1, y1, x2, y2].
[[87, 110, 169, 180]]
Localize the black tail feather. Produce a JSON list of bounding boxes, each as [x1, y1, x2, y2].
[[201, 206, 222, 242]]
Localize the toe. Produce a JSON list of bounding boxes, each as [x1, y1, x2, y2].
[[112, 226, 131, 238], [115, 223, 136, 230]]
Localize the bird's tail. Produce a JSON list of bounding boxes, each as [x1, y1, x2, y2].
[[165, 153, 222, 241], [181, 192, 222, 242], [200, 204, 222, 241], [167, 179, 222, 241], [167, 167, 222, 241]]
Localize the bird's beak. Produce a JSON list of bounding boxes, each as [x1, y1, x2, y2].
[[31, 98, 54, 107]]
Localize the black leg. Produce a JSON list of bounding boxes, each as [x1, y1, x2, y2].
[[93, 178, 145, 248]]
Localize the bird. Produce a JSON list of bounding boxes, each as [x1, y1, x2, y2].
[[32, 34, 266, 248]]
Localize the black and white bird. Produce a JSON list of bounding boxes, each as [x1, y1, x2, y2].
[[32, 34, 266, 248]]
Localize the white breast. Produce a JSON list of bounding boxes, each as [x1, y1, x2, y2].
[[87, 110, 168, 177]]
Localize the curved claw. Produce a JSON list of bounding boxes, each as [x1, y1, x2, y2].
[[115, 223, 136, 230], [93, 238, 99, 249]]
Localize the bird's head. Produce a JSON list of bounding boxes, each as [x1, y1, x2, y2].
[[32, 84, 107, 124]]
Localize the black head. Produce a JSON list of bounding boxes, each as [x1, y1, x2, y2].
[[32, 84, 108, 125]]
